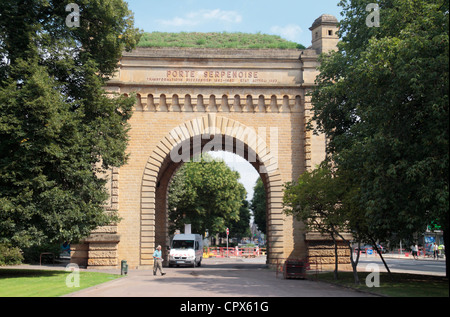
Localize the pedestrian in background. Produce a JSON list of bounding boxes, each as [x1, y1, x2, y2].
[[433, 243, 439, 260], [412, 244, 418, 260], [153, 245, 166, 276]]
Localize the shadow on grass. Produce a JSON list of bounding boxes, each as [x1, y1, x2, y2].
[[0, 268, 64, 278], [311, 271, 448, 297]]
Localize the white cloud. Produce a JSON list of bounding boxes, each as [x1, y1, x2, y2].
[[159, 16, 198, 27], [270, 24, 303, 42], [198, 9, 242, 23], [158, 9, 242, 28]]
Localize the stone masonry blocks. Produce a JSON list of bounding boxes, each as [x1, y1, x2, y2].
[[84, 18, 342, 269]]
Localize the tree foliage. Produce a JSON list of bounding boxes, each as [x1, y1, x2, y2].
[[228, 200, 251, 240], [250, 177, 267, 234], [168, 154, 247, 237], [310, 0, 448, 249], [284, 164, 349, 234], [283, 162, 396, 282], [0, 0, 141, 248]]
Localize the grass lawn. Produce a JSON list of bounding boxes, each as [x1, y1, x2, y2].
[[312, 271, 448, 297], [0, 268, 122, 297]]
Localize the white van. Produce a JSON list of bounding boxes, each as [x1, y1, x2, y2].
[[169, 234, 203, 267]]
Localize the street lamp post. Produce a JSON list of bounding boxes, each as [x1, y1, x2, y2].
[[226, 228, 229, 258]]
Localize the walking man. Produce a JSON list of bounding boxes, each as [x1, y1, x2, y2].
[[433, 243, 439, 260], [153, 245, 166, 276], [412, 244, 418, 260]]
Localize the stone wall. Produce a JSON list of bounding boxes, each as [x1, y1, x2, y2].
[[70, 226, 119, 268], [306, 232, 352, 271]]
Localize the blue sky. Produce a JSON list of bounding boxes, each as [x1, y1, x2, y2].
[[126, 0, 342, 47]]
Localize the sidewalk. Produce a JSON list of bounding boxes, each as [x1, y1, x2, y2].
[[63, 257, 376, 297], [355, 252, 446, 261]]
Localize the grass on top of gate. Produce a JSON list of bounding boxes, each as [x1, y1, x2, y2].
[[313, 271, 448, 297], [138, 32, 306, 50], [0, 268, 122, 297]]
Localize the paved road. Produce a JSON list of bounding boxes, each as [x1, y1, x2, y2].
[[356, 254, 446, 276], [64, 257, 375, 298]]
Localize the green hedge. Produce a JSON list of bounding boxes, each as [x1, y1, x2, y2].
[[0, 244, 24, 266]]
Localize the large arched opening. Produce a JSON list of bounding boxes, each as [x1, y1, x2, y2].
[[140, 114, 284, 267]]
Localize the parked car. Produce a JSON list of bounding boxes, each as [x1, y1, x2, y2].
[[354, 244, 372, 253], [376, 244, 388, 254], [354, 244, 388, 254], [169, 233, 203, 267]]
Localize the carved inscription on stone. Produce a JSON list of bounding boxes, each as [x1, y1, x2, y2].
[[145, 69, 282, 85]]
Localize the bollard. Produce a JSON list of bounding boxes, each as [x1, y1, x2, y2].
[[121, 260, 128, 275]]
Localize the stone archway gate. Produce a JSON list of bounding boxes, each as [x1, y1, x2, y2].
[[70, 15, 345, 269]]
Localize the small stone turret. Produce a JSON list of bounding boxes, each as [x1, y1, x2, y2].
[[309, 14, 339, 54]]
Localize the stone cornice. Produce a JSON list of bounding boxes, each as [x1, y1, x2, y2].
[[121, 47, 308, 61]]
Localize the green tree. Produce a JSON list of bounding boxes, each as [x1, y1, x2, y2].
[[310, 0, 449, 276], [250, 177, 267, 234], [228, 200, 251, 241], [284, 163, 393, 283], [0, 0, 141, 249], [284, 163, 353, 281], [168, 154, 246, 236]]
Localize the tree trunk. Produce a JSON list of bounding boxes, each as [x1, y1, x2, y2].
[[351, 241, 361, 285], [331, 233, 338, 280], [371, 238, 392, 280], [337, 233, 360, 285]]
